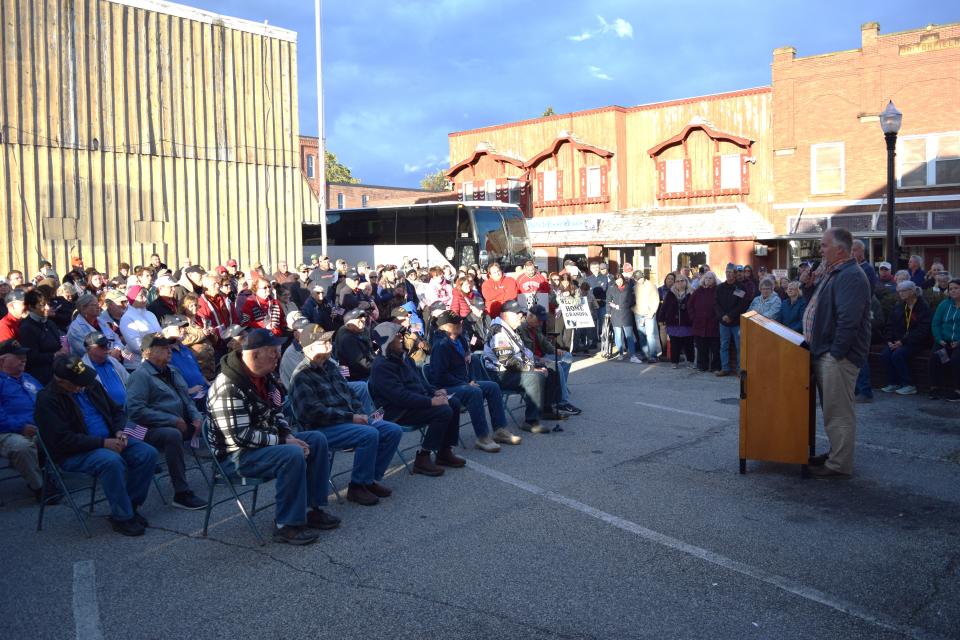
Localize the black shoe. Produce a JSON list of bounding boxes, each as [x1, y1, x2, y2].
[[132, 510, 149, 528], [808, 453, 829, 467], [172, 491, 207, 510], [809, 465, 851, 480], [272, 525, 319, 545], [110, 517, 145, 537], [346, 482, 380, 506], [557, 403, 582, 416], [928, 387, 942, 400], [306, 509, 341, 530]]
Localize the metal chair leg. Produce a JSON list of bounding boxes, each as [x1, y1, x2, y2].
[[88, 477, 98, 513], [250, 486, 259, 516]]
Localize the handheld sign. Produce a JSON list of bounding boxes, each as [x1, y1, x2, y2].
[[558, 298, 595, 329], [517, 292, 550, 312]]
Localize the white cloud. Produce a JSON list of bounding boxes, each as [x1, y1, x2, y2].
[[589, 66, 613, 81], [569, 16, 633, 42]]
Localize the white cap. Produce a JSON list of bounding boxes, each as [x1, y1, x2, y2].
[[878, 261, 892, 270]]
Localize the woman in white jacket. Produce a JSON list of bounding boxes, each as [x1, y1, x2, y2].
[[119, 285, 161, 363]]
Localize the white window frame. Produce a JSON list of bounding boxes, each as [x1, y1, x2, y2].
[[507, 178, 522, 204], [810, 142, 845, 195], [586, 166, 602, 198], [542, 170, 558, 202], [897, 131, 960, 188], [462, 181, 473, 201], [485, 178, 497, 202], [305, 154, 315, 179], [665, 159, 684, 193], [361, 194, 369, 208], [719, 154, 741, 190], [336, 192, 344, 209]]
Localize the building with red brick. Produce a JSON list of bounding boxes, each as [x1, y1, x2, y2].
[[446, 21, 960, 278]]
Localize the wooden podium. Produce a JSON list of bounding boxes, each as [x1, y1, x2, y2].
[[738, 311, 815, 476]]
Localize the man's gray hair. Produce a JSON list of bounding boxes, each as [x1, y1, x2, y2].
[[896, 280, 917, 293], [852, 239, 866, 251], [825, 228, 853, 254]]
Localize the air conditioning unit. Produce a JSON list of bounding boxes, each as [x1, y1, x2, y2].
[[754, 244, 769, 257]]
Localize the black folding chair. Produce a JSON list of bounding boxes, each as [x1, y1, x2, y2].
[[471, 357, 527, 428], [35, 434, 107, 538], [200, 419, 275, 546], [421, 362, 470, 447]]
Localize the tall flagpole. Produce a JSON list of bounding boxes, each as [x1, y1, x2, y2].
[[315, 0, 327, 254]]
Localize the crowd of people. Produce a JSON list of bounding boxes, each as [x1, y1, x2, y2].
[[1, 238, 957, 539]]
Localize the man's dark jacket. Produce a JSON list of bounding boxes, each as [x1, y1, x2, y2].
[[808, 258, 872, 367], [35, 380, 124, 464], [333, 326, 376, 380], [429, 333, 472, 388], [714, 281, 748, 327], [368, 352, 435, 423]]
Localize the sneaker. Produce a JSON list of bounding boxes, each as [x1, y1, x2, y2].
[[475, 436, 501, 453], [521, 421, 551, 434], [346, 482, 379, 506], [945, 390, 960, 403], [629, 356, 643, 364], [365, 482, 393, 498], [672, 364, 680, 369], [436, 447, 467, 468], [272, 525, 319, 545], [306, 509, 341, 530], [880, 384, 900, 393], [715, 370, 731, 377], [492, 428, 522, 445], [109, 516, 145, 537], [412, 450, 445, 476], [172, 491, 207, 510], [895, 385, 917, 395], [557, 403, 582, 416]]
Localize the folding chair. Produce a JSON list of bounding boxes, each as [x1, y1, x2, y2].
[[393, 424, 428, 473], [327, 447, 355, 504], [471, 357, 527, 428], [200, 419, 275, 546], [35, 433, 108, 538], [422, 362, 470, 447], [149, 437, 212, 505]]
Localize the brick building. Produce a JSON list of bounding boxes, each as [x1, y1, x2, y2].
[[445, 21, 960, 277], [299, 135, 456, 209]]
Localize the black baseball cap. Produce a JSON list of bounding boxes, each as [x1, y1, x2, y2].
[[141, 333, 176, 351], [83, 331, 110, 348], [528, 304, 548, 322], [436, 310, 462, 326], [5, 290, 25, 304], [0, 339, 29, 356], [343, 308, 368, 322], [500, 299, 523, 314], [299, 323, 335, 348], [243, 328, 285, 350], [53, 355, 97, 386]]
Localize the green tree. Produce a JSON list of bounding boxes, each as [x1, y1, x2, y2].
[[542, 106, 556, 117], [420, 169, 449, 192], [325, 150, 360, 184]]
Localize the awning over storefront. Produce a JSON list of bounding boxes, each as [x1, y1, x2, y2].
[[528, 204, 775, 246]]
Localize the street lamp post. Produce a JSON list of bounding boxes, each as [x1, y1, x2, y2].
[[315, 0, 327, 255], [880, 100, 902, 267]]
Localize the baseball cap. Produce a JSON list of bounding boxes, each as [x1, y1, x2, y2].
[[52, 355, 98, 386], [184, 265, 205, 277], [215, 266, 228, 276], [155, 275, 177, 287], [343, 308, 368, 322], [311, 284, 326, 293], [5, 290, 25, 304], [104, 289, 127, 305], [161, 314, 189, 328], [226, 259, 238, 267], [286, 311, 309, 331], [299, 323, 334, 348], [243, 328, 284, 350], [0, 339, 30, 356], [736, 265, 744, 272], [141, 333, 175, 351], [345, 270, 360, 281], [436, 310, 462, 326], [500, 299, 523, 314], [528, 304, 548, 322], [878, 261, 892, 270], [310, 254, 318, 260], [83, 331, 110, 348], [126, 285, 144, 302]]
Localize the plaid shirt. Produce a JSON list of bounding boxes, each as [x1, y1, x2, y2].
[[288, 357, 362, 428], [803, 257, 843, 343]]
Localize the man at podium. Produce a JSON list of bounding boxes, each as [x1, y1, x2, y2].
[[803, 228, 872, 479]]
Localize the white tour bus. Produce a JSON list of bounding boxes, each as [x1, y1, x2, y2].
[[303, 201, 534, 271]]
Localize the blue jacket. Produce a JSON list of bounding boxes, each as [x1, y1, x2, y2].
[[0, 371, 42, 433], [429, 334, 471, 388], [170, 345, 207, 392], [368, 353, 434, 422], [777, 296, 808, 333]]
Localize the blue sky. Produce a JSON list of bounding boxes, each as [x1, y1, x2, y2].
[[185, 0, 956, 188]]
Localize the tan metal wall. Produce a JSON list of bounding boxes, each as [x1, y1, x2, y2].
[[0, 0, 317, 277]]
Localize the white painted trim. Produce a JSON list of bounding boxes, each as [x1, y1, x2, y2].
[[106, 0, 297, 42], [773, 194, 960, 210]]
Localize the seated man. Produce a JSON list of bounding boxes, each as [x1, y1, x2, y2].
[[0, 339, 47, 501], [333, 308, 375, 381], [160, 315, 209, 401], [369, 322, 464, 476], [880, 281, 932, 396], [207, 329, 338, 545], [81, 331, 130, 409], [36, 355, 158, 536], [125, 333, 207, 510], [429, 310, 512, 452], [517, 305, 581, 416], [289, 324, 402, 506], [482, 299, 561, 434]]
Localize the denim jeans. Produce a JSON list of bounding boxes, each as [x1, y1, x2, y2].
[[553, 360, 571, 403], [315, 420, 402, 485], [855, 360, 873, 398], [493, 369, 550, 421], [233, 430, 329, 526], [394, 398, 463, 451], [613, 326, 636, 356], [60, 440, 159, 521], [634, 314, 660, 360], [880, 344, 917, 386], [447, 382, 506, 437], [595, 303, 606, 344], [719, 324, 741, 371], [348, 381, 376, 414]]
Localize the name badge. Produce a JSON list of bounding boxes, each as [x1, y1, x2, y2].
[[733, 289, 745, 298]]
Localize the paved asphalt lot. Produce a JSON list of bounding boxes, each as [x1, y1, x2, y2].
[[3, 356, 959, 640]]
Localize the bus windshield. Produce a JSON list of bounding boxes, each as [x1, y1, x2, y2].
[[472, 206, 532, 268]]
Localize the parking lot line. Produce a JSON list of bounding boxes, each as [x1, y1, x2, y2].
[[467, 460, 942, 640], [633, 401, 730, 421], [72, 560, 104, 640]]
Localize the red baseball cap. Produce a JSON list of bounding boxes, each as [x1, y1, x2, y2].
[[226, 259, 238, 267], [215, 265, 228, 275]]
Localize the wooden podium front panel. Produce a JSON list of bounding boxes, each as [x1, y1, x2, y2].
[[738, 311, 811, 466]]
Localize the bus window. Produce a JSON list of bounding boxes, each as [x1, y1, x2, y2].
[[396, 209, 427, 246], [472, 208, 508, 266], [330, 209, 394, 245], [501, 207, 533, 265]]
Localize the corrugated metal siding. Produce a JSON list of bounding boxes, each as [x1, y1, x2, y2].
[[0, 0, 316, 277]]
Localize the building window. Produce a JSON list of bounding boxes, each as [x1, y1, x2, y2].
[[508, 179, 522, 204], [485, 178, 497, 202], [720, 154, 741, 190], [665, 159, 684, 193], [811, 142, 844, 194], [899, 132, 960, 187], [542, 170, 558, 201], [337, 193, 344, 209], [306, 154, 315, 179], [361, 194, 368, 208], [462, 181, 473, 201], [586, 166, 602, 197]]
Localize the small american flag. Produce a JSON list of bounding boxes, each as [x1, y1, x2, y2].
[[123, 424, 148, 440], [269, 386, 282, 408]]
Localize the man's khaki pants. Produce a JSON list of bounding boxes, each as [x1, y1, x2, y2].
[[813, 353, 860, 474], [0, 432, 43, 491]]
